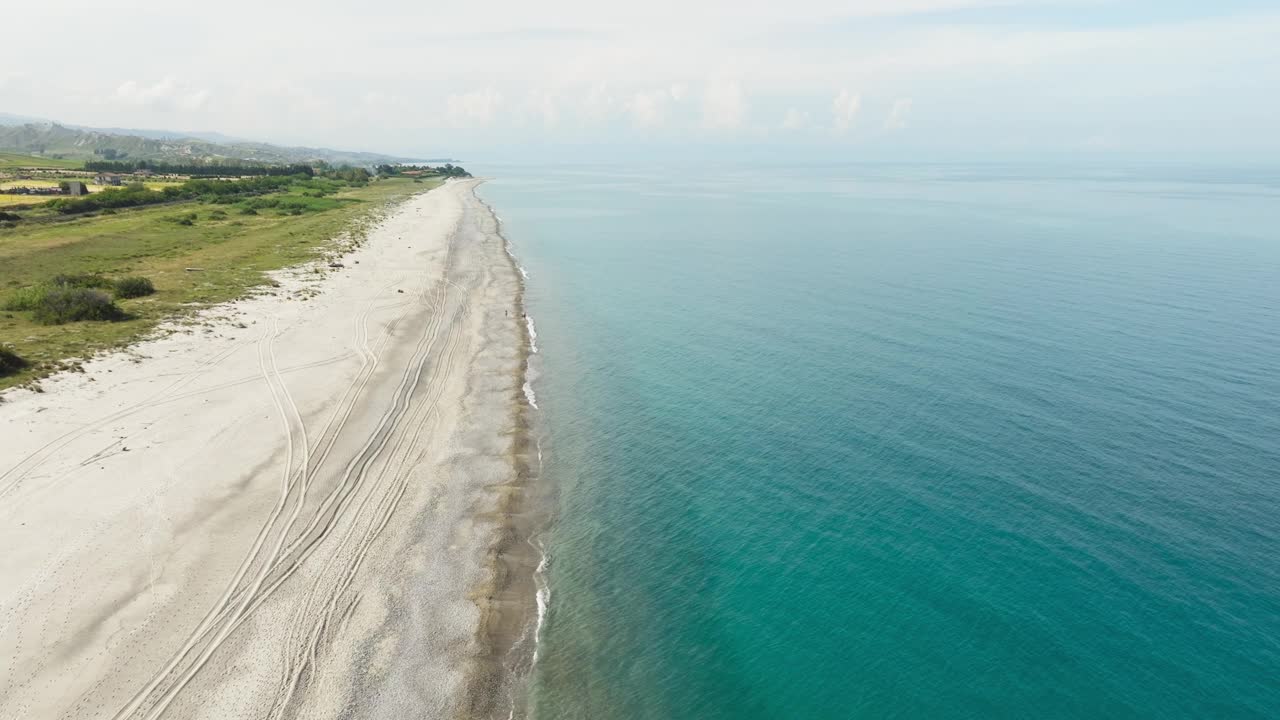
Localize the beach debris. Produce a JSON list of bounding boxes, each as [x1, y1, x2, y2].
[[184, 267, 205, 272]]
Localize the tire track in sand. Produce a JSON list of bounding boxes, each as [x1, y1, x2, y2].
[[109, 203, 473, 720]]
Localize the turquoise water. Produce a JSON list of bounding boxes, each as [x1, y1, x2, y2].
[[478, 162, 1280, 719]]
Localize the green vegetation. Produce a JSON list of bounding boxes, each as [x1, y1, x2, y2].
[[51, 273, 111, 289], [47, 175, 298, 215], [2, 275, 108, 312], [2, 284, 51, 311], [0, 177, 437, 389], [316, 167, 373, 184], [31, 288, 124, 325], [38, 174, 374, 217], [0, 347, 27, 376], [113, 276, 155, 298], [3, 273, 124, 325], [376, 163, 471, 178], [84, 160, 315, 177], [0, 151, 83, 170]]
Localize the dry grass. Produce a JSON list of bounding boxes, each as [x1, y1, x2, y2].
[[0, 180, 63, 190], [0, 195, 53, 207]]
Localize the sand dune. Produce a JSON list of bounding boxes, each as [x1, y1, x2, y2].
[[0, 180, 530, 719]]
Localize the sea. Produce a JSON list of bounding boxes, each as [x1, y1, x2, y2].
[[476, 160, 1280, 719]]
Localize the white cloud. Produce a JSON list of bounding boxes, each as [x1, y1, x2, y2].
[[781, 108, 812, 130], [114, 77, 210, 112], [885, 98, 916, 130], [2, 2, 1277, 155], [0, 70, 25, 91], [538, 93, 560, 128], [446, 88, 504, 127], [624, 90, 670, 128], [701, 80, 747, 130], [831, 89, 862, 134], [115, 78, 171, 104], [179, 89, 210, 111], [580, 82, 617, 124], [884, 98, 913, 130]]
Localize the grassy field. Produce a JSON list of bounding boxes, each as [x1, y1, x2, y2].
[[0, 195, 49, 208], [0, 180, 217, 207], [0, 180, 62, 207], [0, 152, 83, 170], [0, 177, 437, 390], [1, 179, 186, 190]]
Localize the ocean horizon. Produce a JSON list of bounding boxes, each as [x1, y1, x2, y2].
[[480, 160, 1280, 719]]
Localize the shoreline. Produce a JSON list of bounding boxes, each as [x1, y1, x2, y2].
[[0, 179, 537, 718], [465, 184, 548, 720]]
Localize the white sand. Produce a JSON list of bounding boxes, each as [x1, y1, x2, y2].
[[0, 180, 525, 719]]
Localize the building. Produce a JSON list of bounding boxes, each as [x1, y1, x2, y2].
[[95, 173, 122, 186], [133, 168, 154, 177], [65, 181, 88, 196]]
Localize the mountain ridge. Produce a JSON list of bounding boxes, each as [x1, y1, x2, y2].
[[0, 118, 451, 166]]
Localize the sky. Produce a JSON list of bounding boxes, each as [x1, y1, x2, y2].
[[3, 0, 1279, 161]]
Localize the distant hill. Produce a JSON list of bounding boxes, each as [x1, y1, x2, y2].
[[0, 122, 445, 167], [70, 126, 251, 144], [0, 151, 82, 170], [0, 112, 48, 126], [0, 115, 250, 144]]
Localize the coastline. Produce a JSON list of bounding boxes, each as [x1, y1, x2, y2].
[[465, 186, 547, 720], [0, 179, 537, 718]]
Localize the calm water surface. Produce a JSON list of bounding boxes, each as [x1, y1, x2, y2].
[[478, 162, 1280, 719]]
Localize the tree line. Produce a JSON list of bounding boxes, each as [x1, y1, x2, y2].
[[317, 167, 372, 184], [375, 163, 471, 178], [83, 160, 317, 177], [47, 175, 324, 214]]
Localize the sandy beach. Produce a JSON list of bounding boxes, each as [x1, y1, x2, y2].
[[0, 180, 535, 719]]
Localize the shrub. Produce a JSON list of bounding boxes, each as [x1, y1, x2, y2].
[[32, 288, 124, 325], [3, 275, 111, 311], [0, 347, 27, 376], [208, 209, 228, 220], [0, 211, 20, 221], [48, 184, 162, 214], [52, 273, 110, 289], [114, 276, 155, 299], [177, 217, 194, 226], [3, 283, 53, 311], [239, 207, 259, 215]]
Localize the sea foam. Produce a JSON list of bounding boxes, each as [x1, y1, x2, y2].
[[532, 546, 550, 663], [526, 315, 539, 353]]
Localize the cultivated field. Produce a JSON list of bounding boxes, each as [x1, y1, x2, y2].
[[0, 152, 82, 170], [0, 180, 190, 206]]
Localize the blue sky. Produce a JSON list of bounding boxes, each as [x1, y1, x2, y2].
[[3, 0, 1277, 161]]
